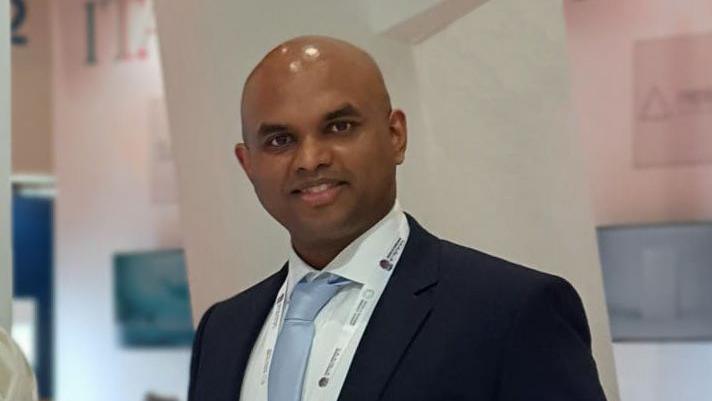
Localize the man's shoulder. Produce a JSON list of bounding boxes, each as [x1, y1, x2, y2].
[[439, 239, 558, 283], [405, 213, 577, 306], [434, 237, 577, 307], [203, 266, 287, 321]]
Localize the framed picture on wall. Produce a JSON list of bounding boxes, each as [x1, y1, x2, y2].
[[113, 249, 194, 347]]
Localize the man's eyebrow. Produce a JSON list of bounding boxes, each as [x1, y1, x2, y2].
[[253, 105, 360, 137], [256, 123, 289, 137], [324, 104, 362, 121]]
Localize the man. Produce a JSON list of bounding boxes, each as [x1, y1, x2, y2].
[[188, 35, 607, 401]]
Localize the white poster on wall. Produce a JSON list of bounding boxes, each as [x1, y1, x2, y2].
[[634, 32, 712, 167]]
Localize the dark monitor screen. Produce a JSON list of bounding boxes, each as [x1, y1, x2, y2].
[[597, 223, 712, 341]]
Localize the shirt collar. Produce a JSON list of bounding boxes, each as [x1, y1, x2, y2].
[[286, 199, 408, 299]]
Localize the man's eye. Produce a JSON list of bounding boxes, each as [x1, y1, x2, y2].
[[267, 134, 293, 147], [327, 121, 354, 133]]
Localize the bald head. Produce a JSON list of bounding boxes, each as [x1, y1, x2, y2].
[[240, 35, 392, 142], [233, 36, 408, 265]]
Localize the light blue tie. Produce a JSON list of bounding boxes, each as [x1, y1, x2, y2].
[[268, 273, 349, 401]]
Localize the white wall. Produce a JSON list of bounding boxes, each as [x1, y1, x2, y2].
[[368, 0, 488, 43], [0, 0, 12, 332], [51, 1, 189, 400], [154, 1, 617, 399]]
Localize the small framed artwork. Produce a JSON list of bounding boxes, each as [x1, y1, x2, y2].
[[114, 249, 194, 347]]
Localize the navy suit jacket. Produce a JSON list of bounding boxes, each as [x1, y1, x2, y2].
[[188, 214, 607, 401]]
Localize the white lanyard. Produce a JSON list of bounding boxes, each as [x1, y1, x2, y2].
[[255, 218, 409, 401]]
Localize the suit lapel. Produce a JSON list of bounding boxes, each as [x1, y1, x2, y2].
[[338, 214, 440, 401], [229, 264, 288, 399]]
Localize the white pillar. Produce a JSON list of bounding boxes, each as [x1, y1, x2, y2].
[[0, 0, 13, 331]]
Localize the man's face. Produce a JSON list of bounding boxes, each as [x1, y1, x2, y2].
[[237, 55, 406, 246]]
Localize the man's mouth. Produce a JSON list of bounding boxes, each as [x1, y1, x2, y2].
[[292, 181, 347, 207], [301, 183, 338, 194], [292, 179, 346, 193]]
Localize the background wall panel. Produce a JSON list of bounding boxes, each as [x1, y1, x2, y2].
[[52, 1, 187, 400], [11, 0, 52, 175], [566, 1, 712, 400], [566, 0, 712, 225]]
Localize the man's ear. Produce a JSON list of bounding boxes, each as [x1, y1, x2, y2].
[[389, 109, 408, 165], [235, 143, 254, 181]]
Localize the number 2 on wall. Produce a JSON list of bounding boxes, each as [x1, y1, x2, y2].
[[12, 0, 29, 46]]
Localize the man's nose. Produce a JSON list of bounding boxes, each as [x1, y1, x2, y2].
[[293, 134, 332, 174]]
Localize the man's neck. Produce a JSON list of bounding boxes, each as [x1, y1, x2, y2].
[[291, 236, 354, 269], [291, 201, 396, 269]]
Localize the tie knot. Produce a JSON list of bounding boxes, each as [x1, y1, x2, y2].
[[285, 273, 349, 322]]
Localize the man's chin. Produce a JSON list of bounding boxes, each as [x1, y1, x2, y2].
[[296, 217, 350, 235], [290, 212, 359, 241]]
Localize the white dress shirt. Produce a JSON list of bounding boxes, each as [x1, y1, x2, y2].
[[240, 200, 410, 401]]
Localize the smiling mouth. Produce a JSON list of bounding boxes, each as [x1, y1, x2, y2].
[[292, 181, 347, 207], [292, 180, 346, 194], [301, 183, 339, 194]]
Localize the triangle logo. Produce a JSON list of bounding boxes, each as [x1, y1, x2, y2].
[[639, 86, 673, 122]]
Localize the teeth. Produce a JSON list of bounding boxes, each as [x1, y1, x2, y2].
[[303, 183, 331, 194]]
